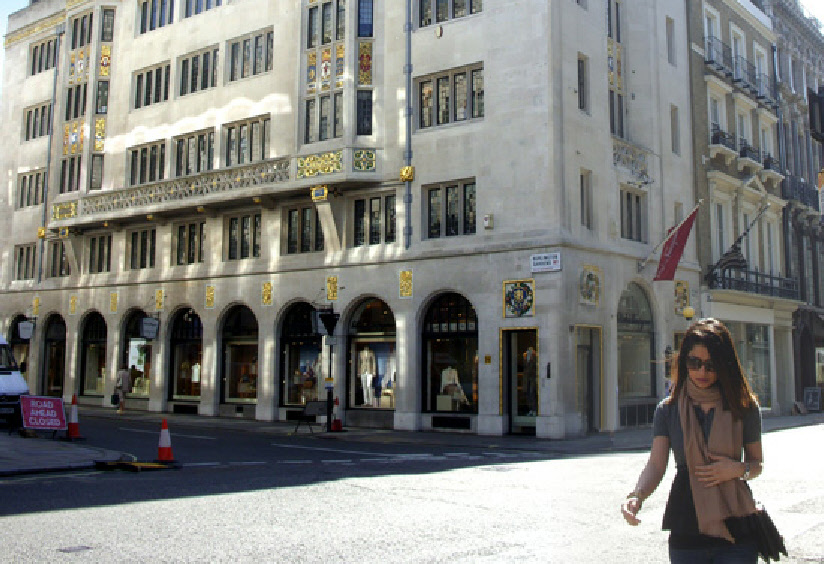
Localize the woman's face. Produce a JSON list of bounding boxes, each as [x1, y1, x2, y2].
[[685, 344, 718, 389]]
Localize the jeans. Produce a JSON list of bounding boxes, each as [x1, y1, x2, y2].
[[669, 542, 758, 564]]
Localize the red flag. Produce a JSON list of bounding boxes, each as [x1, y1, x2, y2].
[[653, 205, 699, 281]]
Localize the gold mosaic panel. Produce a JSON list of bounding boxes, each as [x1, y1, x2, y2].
[[321, 48, 332, 91], [33, 297, 40, 316], [262, 282, 273, 306], [100, 45, 111, 77], [94, 118, 106, 152], [70, 296, 77, 315], [69, 53, 76, 84], [326, 276, 338, 301], [297, 151, 343, 179], [353, 149, 376, 172], [109, 292, 118, 313], [155, 289, 164, 311], [335, 44, 345, 88], [52, 202, 77, 220], [399, 270, 413, 299], [205, 285, 215, 309], [358, 41, 372, 85], [4, 13, 65, 48], [306, 52, 317, 95], [63, 124, 70, 155]]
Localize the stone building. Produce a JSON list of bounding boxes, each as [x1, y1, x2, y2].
[[1, 0, 697, 438]]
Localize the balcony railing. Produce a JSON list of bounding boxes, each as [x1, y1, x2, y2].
[[705, 36, 734, 76], [755, 73, 777, 105], [781, 174, 820, 211], [711, 125, 736, 150], [738, 140, 760, 162], [734, 56, 757, 92], [762, 153, 780, 171], [612, 137, 651, 183], [707, 268, 799, 300]]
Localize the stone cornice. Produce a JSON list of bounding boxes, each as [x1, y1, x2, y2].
[[4, 12, 65, 49]]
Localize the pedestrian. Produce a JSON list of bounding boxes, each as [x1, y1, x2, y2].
[[621, 318, 764, 563], [115, 364, 132, 415]]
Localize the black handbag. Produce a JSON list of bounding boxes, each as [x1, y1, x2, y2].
[[110, 393, 120, 406], [725, 505, 788, 562]]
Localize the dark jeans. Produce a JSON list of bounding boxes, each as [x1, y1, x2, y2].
[[669, 542, 757, 564]]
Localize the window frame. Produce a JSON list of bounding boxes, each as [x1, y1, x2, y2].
[[424, 179, 476, 240], [225, 213, 262, 261], [352, 193, 398, 247], [223, 116, 270, 167], [128, 141, 166, 186], [286, 206, 325, 254], [417, 64, 484, 130], [619, 185, 647, 243], [227, 28, 273, 83], [133, 63, 171, 110]]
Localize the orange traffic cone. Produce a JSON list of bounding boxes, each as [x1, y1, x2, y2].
[[155, 419, 176, 463], [64, 394, 84, 441]]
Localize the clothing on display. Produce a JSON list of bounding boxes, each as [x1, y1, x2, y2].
[[441, 366, 469, 404], [359, 346, 377, 405]]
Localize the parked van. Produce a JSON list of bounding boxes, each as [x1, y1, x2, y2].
[[0, 336, 29, 425]]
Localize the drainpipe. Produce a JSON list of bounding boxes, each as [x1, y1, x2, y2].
[[403, 0, 413, 249], [772, 43, 793, 280], [37, 24, 65, 283]]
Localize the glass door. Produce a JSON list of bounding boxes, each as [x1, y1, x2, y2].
[[503, 329, 538, 433]]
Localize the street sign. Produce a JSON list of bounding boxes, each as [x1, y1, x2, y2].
[[324, 377, 334, 390], [20, 396, 67, 430], [531, 252, 561, 272]]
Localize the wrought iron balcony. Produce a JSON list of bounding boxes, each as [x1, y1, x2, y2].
[[706, 268, 799, 300], [781, 175, 820, 211], [755, 73, 777, 105], [738, 140, 760, 162], [762, 153, 780, 171], [705, 36, 734, 76], [711, 126, 736, 151], [734, 56, 757, 92]]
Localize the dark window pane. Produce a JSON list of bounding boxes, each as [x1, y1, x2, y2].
[[357, 90, 372, 135]]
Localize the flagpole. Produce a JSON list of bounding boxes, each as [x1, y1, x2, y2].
[[637, 199, 703, 272], [727, 202, 770, 252]]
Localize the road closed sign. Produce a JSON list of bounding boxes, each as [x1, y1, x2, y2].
[[20, 396, 67, 430]]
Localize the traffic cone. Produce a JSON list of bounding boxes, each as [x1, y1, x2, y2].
[[331, 397, 343, 432], [155, 419, 176, 463], [64, 394, 84, 441]]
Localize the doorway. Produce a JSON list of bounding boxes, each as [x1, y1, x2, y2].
[[502, 328, 538, 434], [576, 326, 602, 433], [43, 315, 67, 397]]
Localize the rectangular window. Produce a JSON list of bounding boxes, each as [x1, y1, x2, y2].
[[666, 16, 676, 65], [337, 0, 346, 40], [95, 81, 109, 114], [322, 2, 333, 44], [128, 141, 165, 186], [174, 130, 215, 176], [88, 234, 112, 274], [420, 80, 433, 128], [184, 0, 220, 17], [333, 92, 344, 138], [454, 73, 467, 121], [287, 207, 324, 254], [305, 99, 317, 144], [369, 197, 381, 244], [436, 77, 450, 125], [23, 102, 51, 141], [129, 228, 156, 269], [14, 245, 37, 281], [619, 187, 646, 242], [577, 55, 588, 112], [139, 0, 174, 34], [49, 241, 71, 278], [223, 117, 268, 167], [60, 156, 82, 193], [425, 179, 476, 239], [226, 214, 261, 260], [385, 195, 397, 243], [671, 105, 680, 154], [354, 199, 366, 247], [419, 65, 483, 129], [358, 0, 373, 37], [89, 155, 104, 190], [175, 222, 204, 265], [715, 203, 725, 260], [308, 6, 319, 48], [30, 39, 57, 76], [133, 63, 170, 109], [356, 90, 373, 135], [228, 29, 272, 82], [580, 170, 592, 229], [420, 0, 479, 26]]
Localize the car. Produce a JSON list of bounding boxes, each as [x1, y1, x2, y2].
[[0, 336, 29, 428]]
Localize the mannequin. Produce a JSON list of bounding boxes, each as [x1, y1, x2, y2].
[[441, 366, 468, 404], [359, 346, 376, 405]]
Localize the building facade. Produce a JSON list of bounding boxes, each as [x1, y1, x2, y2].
[[2, 0, 698, 438]]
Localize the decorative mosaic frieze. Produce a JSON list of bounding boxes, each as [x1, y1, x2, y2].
[[297, 151, 343, 179], [353, 149, 376, 172], [607, 38, 623, 92], [321, 48, 332, 91], [52, 202, 78, 220], [335, 44, 345, 88], [306, 52, 317, 95], [78, 159, 289, 217], [205, 286, 215, 309], [4, 12, 65, 48], [94, 118, 105, 152], [100, 45, 111, 77], [358, 41, 372, 85], [612, 138, 650, 183]]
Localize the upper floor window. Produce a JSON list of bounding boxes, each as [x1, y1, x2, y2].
[[129, 141, 166, 186], [185, 0, 221, 18], [14, 244, 37, 281], [49, 241, 71, 278], [175, 222, 205, 265], [418, 65, 484, 129], [287, 207, 325, 254], [30, 38, 57, 76], [419, 0, 482, 27], [425, 180, 475, 239], [65, 83, 87, 121], [88, 234, 112, 274], [17, 170, 45, 208], [133, 63, 171, 110], [70, 12, 93, 50], [130, 228, 157, 269], [101, 8, 116, 42], [60, 155, 82, 194], [609, 90, 624, 138], [619, 186, 647, 243], [354, 195, 397, 246], [89, 154, 104, 191], [666, 17, 676, 66], [226, 214, 261, 260], [224, 116, 270, 167], [358, 0, 374, 37], [577, 54, 589, 112], [580, 170, 592, 229], [24, 102, 51, 141], [180, 47, 219, 96], [607, 0, 621, 43], [95, 81, 109, 114], [228, 29, 273, 82], [140, 0, 175, 33], [175, 130, 215, 176]]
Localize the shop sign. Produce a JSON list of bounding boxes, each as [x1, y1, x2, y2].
[[531, 252, 561, 273], [20, 396, 67, 430]]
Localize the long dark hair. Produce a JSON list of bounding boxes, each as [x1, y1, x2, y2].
[[669, 318, 757, 419]]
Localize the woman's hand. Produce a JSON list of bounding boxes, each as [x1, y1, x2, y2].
[[695, 453, 744, 487], [621, 497, 642, 526]]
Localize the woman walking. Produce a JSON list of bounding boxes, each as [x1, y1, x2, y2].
[[621, 318, 763, 563]]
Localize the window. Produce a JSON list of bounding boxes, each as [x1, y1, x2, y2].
[[60, 156, 82, 193], [64, 83, 87, 121], [419, 0, 481, 27], [224, 116, 269, 167], [17, 170, 46, 208], [101, 8, 115, 41], [353, 195, 397, 246], [286, 207, 325, 254], [139, 0, 174, 34], [175, 130, 215, 176], [70, 12, 93, 50], [418, 65, 483, 129], [226, 214, 261, 260], [666, 17, 675, 65], [175, 222, 205, 265], [130, 228, 157, 269], [29, 38, 57, 76], [619, 186, 646, 242], [609, 90, 624, 138], [49, 241, 71, 278], [670, 105, 680, 154], [89, 154, 104, 190], [580, 170, 592, 229], [577, 54, 588, 112], [607, 1, 621, 43], [14, 244, 37, 281], [24, 102, 51, 141], [715, 202, 725, 260], [425, 180, 476, 239], [87, 234, 112, 274], [95, 81, 109, 114], [228, 29, 273, 82], [179, 48, 219, 96], [185, 0, 221, 18], [128, 141, 166, 186], [304, 3, 345, 144], [358, 0, 373, 37], [133, 63, 170, 109], [357, 90, 373, 135]]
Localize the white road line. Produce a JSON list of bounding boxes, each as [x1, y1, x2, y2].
[[119, 427, 216, 440], [184, 462, 222, 467], [321, 459, 353, 463], [270, 442, 394, 457], [228, 461, 267, 466], [278, 460, 313, 464]]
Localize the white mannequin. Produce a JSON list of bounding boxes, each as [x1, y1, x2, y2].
[[359, 346, 376, 405]]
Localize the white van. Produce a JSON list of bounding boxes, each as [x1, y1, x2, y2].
[[0, 336, 29, 423]]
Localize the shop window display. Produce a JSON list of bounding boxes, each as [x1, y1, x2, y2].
[[221, 305, 258, 403], [80, 312, 107, 396], [347, 298, 397, 409], [281, 302, 323, 406], [725, 321, 772, 409], [122, 311, 154, 398], [170, 310, 202, 399]]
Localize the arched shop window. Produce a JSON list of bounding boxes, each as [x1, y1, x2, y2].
[[422, 293, 478, 414], [169, 309, 203, 400], [617, 282, 656, 427], [221, 305, 258, 403], [8, 315, 31, 377], [347, 298, 396, 409], [122, 310, 153, 397], [79, 312, 107, 396], [43, 315, 67, 398], [281, 302, 321, 407]]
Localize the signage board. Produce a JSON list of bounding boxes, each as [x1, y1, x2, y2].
[[140, 317, 159, 340], [20, 396, 67, 430], [531, 252, 561, 273]]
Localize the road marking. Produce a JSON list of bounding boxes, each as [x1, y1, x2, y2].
[[184, 462, 222, 467], [228, 461, 267, 466], [278, 460, 313, 464], [321, 459, 353, 463], [119, 427, 216, 440], [270, 442, 394, 457]]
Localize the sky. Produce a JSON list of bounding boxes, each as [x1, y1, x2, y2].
[[2, 0, 824, 99]]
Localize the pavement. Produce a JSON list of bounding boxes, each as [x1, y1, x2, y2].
[[2, 405, 823, 477]]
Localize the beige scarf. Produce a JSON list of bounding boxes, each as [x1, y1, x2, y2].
[[678, 380, 756, 542]]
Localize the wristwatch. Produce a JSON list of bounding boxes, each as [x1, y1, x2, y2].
[[740, 462, 751, 480]]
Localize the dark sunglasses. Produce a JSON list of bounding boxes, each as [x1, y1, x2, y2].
[[685, 355, 716, 373]]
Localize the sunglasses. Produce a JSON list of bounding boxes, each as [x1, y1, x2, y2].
[[685, 355, 716, 373]]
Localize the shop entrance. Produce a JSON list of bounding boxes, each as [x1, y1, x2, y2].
[[79, 312, 107, 396], [502, 328, 538, 434], [169, 308, 203, 401], [42, 315, 66, 397], [9, 315, 31, 383], [220, 305, 258, 404], [576, 326, 602, 433]]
